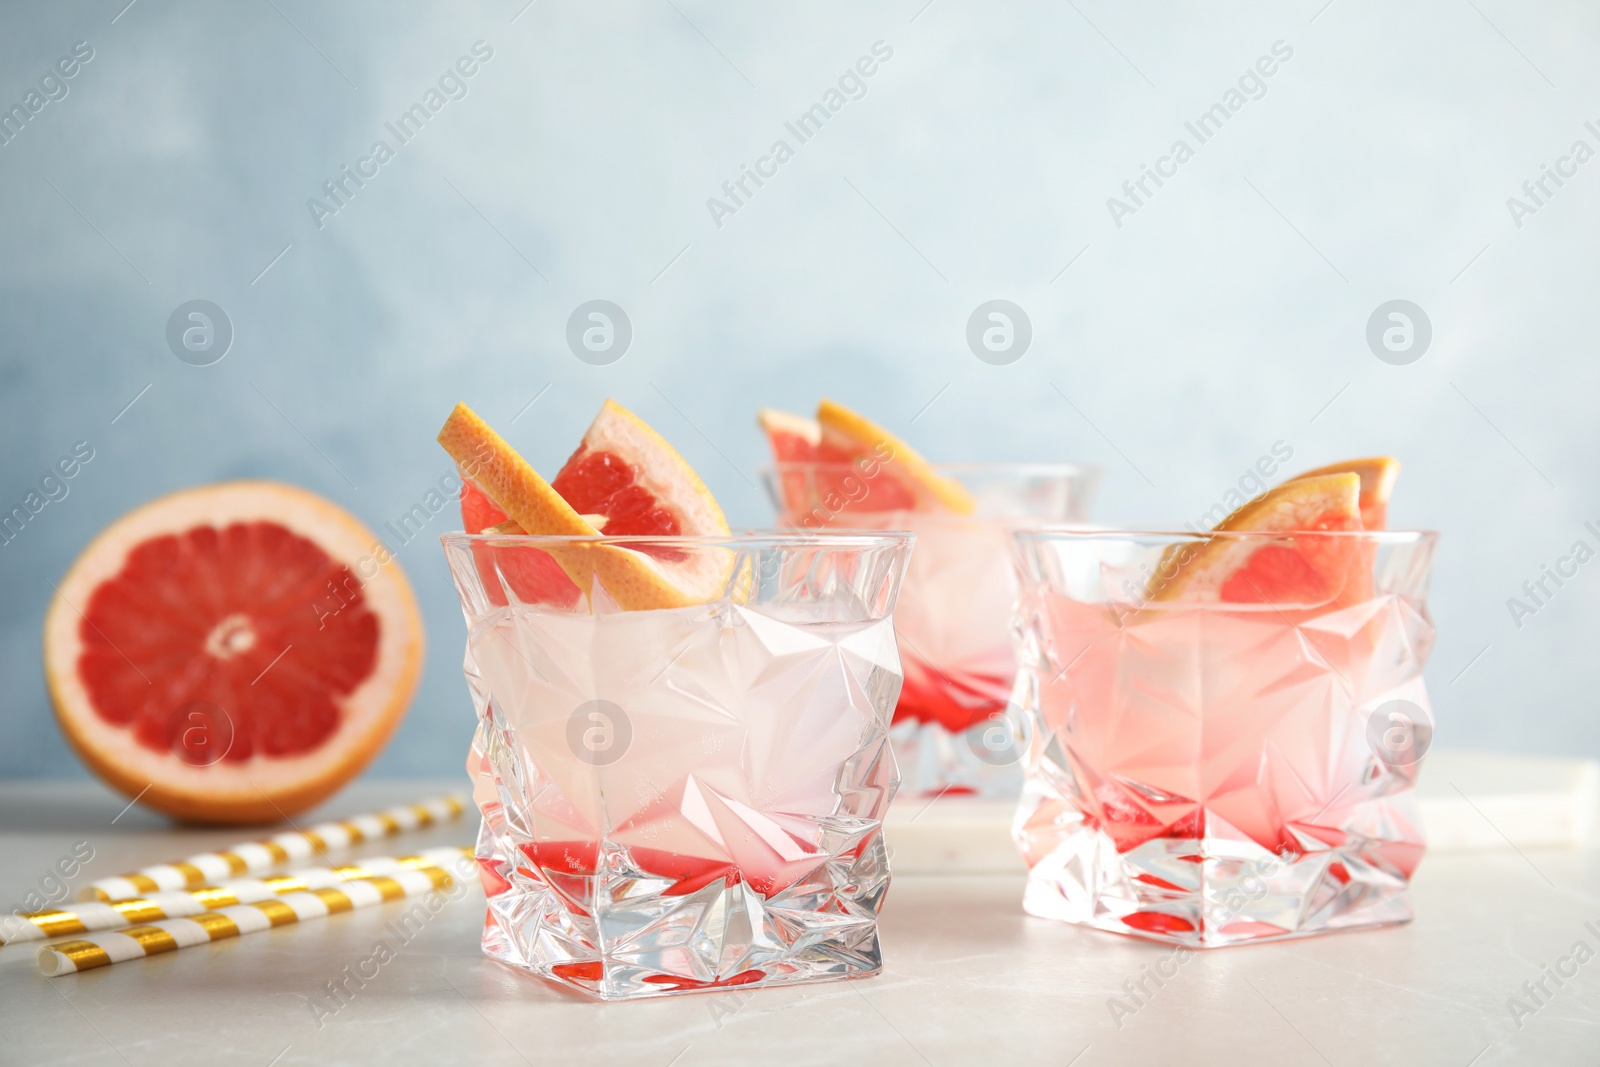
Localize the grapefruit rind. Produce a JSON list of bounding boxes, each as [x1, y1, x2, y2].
[[1288, 456, 1399, 530], [1146, 473, 1363, 604], [816, 399, 977, 515], [438, 402, 734, 611], [42, 481, 423, 825], [439, 404, 600, 539]]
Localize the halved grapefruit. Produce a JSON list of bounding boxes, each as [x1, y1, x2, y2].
[[1288, 457, 1399, 530], [43, 482, 423, 825], [1148, 472, 1366, 606], [438, 400, 732, 610]]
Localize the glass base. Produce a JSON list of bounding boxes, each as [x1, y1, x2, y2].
[[1015, 788, 1422, 947], [476, 826, 891, 1000], [890, 714, 1026, 800]]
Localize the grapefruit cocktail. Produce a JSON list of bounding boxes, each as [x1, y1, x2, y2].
[[760, 400, 1096, 798], [438, 401, 913, 999], [1010, 460, 1438, 946]]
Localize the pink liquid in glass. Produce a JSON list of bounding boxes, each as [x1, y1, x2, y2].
[[1013, 531, 1436, 946]]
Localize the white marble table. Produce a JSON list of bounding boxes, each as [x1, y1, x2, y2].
[[3, 780, 1597, 1066]]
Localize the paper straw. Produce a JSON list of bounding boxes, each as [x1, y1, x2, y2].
[[39, 861, 473, 977], [81, 794, 466, 902], [1, 847, 470, 946]]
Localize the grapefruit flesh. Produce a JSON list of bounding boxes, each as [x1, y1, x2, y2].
[[757, 407, 870, 517], [459, 481, 581, 609], [551, 445, 685, 563], [757, 408, 824, 463], [1149, 473, 1366, 606], [553, 399, 727, 544], [438, 400, 732, 610], [758, 401, 972, 518], [552, 451, 683, 538], [461, 479, 510, 532], [44, 482, 423, 824], [816, 399, 976, 514], [758, 404, 908, 518]]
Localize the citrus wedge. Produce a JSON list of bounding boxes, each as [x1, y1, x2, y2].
[[815, 399, 976, 515], [461, 479, 513, 533], [1288, 456, 1399, 529], [552, 399, 729, 543], [1148, 472, 1366, 606], [460, 480, 581, 610], [757, 408, 824, 463], [759, 405, 919, 516], [438, 401, 732, 610], [758, 408, 830, 517], [43, 481, 423, 824]]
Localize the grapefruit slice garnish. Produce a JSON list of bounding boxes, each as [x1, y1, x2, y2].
[[757, 407, 837, 515], [757, 407, 824, 463], [438, 400, 733, 610], [1288, 456, 1399, 530], [461, 478, 512, 533], [42, 482, 423, 824], [809, 399, 976, 515], [758, 406, 899, 517], [1147, 473, 1366, 605], [459, 480, 581, 609], [552, 399, 728, 547]]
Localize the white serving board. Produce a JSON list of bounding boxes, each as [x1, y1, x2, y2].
[[883, 750, 1600, 875]]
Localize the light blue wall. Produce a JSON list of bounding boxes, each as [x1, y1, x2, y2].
[[3, 1, 1596, 779]]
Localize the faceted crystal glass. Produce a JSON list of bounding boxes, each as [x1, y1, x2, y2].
[[441, 531, 914, 999], [763, 463, 1097, 799], [1010, 529, 1438, 947]]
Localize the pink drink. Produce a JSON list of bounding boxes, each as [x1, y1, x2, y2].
[[442, 531, 913, 998], [1011, 530, 1437, 946], [764, 462, 1096, 798]]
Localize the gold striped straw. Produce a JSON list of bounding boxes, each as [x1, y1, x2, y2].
[[39, 858, 476, 977], [81, 794, 466, 902], [1, 847, 471, 946]]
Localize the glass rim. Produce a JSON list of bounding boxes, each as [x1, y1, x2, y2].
[[440, 529, 916, 549], [762, 461, 1100, 478], [1012, 527, 1439, 545]]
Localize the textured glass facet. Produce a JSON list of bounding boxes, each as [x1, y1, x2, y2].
[[1011, 531, 1437, 947], [764, 463, 1096, 799], [442, 533, 911, 999]]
